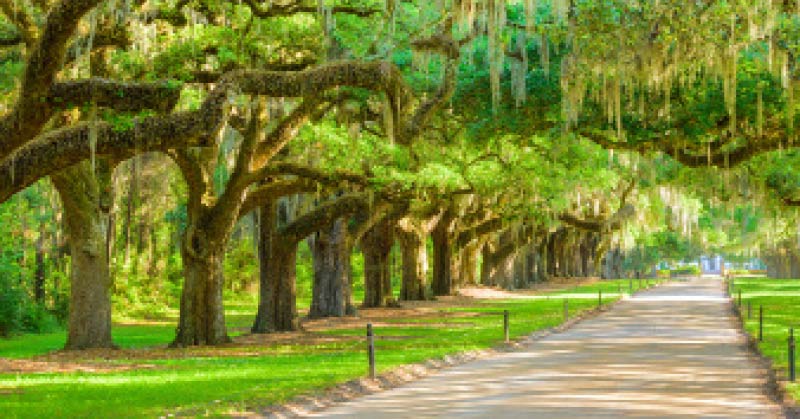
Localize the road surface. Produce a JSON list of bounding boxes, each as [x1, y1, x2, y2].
[[309, 277, 782, 418]]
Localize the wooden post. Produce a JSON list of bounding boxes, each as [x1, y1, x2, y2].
[[759, 305, 763, 342], [563, 298, 569, 321], [790, 328, 796, 382], [738, 289, 742, 307], [503, 310, 509, 343], [598, 290, 602, 308], [367, 323, 375, 379], [747, 300, 752, 319]]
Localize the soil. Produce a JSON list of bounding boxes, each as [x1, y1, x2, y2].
[[1, 283, 592, 373]]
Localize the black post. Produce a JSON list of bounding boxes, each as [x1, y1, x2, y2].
[[503, 310, 510, 343], [747, 300, 752, 319], [563, 298, 569, 321], [598, 290, 602, 308], [790, 328, 796, 382], [759, 305, 763, 342], [367, 323, 376, 379]]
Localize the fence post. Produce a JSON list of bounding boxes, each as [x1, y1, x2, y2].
[[790, 328, 796, 382], [747, 300, 752, 319], [563, 298, 569, 321], [503, 310, 510, 343], [759, 305, 763, 342], [598, 290, 602, 308], [367, 323, 376, 379]]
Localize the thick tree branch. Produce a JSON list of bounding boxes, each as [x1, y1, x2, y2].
[[1, 60, 416, 202], [48, 79, 182, 113], [241, 0, 381, 18], [238, 179, 317, 218], [455, 217, 504, 249], [251, 99, 329, 170], [279, 193, 369, 244], [0, 0, 103, 159], [580, 126, 789, 168], [0, 111, 213, 202], [249, 162, 370, 187], [559, 204, 635, 233]]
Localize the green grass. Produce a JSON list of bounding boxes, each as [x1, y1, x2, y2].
[[731, 278, 800, 399], [0, 279, 634, 418]]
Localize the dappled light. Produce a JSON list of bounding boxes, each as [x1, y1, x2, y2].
[[1, 0, 800, 416], [313, 278, 781, 418]]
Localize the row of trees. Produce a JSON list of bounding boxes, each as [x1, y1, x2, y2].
[[2, 0, 800, 349]]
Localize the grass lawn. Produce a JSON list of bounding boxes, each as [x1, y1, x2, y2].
[[0, 279, 640, 418], [731, 277, 800, 400]]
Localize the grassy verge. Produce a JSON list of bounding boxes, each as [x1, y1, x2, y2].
[[731, 277, 800, 400], [0, 279, 640, 418]]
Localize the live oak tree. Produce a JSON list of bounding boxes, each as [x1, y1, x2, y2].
[[7, 0, 800, 348]]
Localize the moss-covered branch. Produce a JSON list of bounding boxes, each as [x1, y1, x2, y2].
[[279, 193, 370, 244], [238, 180, 317, 218], [48, 79, 182, 113], [0, 0, 103, 159], [241, 0, 381, 18]]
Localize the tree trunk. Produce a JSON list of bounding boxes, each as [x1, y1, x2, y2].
[[361, 218, 394, 307], [308, 218, 354, 317], [53, 163, 115, 350], [480, 244, 493, 286], [456, 242, 480, 287], [431, 219, 453, 296], [260, 244, 299, 331], [173, 232, 230, 346], [253, 201, 299, 332], [514, 250, 527, 289], [397, 229, 427, 301], [34, 221, 45, 304]]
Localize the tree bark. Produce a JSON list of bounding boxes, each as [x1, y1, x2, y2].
[[173, 230, 230, 346], [262, 243, 300, 331], [253, 200, 299, 332], [431, 215, 453, 296], [458, 242, 480, 286], [308, 218, 354, 317], [361, 217, 394, 307], [480, 244, 493, 286], [52, 162, 114, 350], [397, 229, 427, 301]]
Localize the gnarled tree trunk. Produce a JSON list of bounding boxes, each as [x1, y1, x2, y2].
[[253, 200, 299, 332], [458, 242, 480, 287], [53, 162, 115, 350], [173, 229, 230, 346], [431, 216, 453, 296], [397, 229, 427, 301], [308, 218, 354, 317], [362, 217, 394, 307]]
